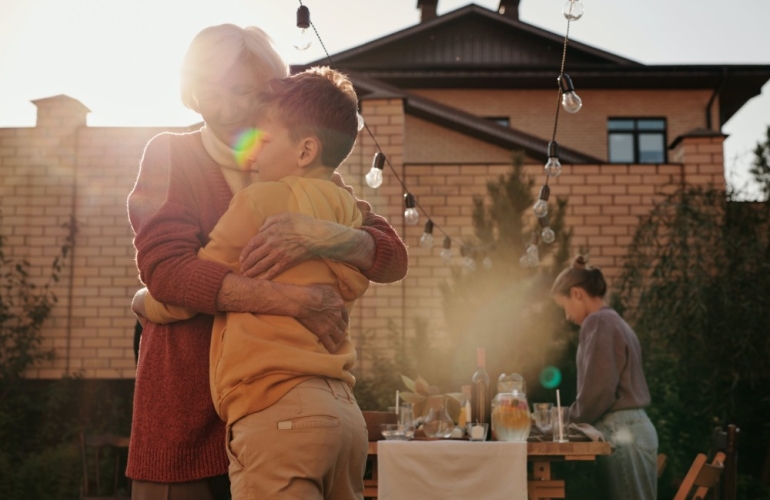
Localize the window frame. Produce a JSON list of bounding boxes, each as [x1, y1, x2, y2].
[[607, 117, 668, 164]]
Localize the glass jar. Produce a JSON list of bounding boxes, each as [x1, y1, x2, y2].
[[422, 395, 455, 438], [491, 390, 531, 442]]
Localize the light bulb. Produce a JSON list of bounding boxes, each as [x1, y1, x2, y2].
[[366, 152, 385, 188], [404, 208, 419, 225], [519, 254, 531, 268], [532, 185, 550, 218], [356, 112, 365, 132], [562, 92, 582, 114], [482, 256, 493, 269], [293, 6, 312, 51], [420, 220, 435, 249], [563, 0, 584, 21], [558, 74, 582, 114], [440, 237, 453, 264], [541, 227, 556, 244], [526, 244, 540, 267], [462, 257, 476, 272], [403, 193, 419, 225], [545, 141, 562, 178], [533, 200, 548, 218]]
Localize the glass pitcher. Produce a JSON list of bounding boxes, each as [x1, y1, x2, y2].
[[491, 390, 531, 442], [497, 372, 526, 394]]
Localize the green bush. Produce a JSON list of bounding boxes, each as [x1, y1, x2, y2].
[[615, 185, 770, 498]]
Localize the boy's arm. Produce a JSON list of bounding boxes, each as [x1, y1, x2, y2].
[[143, 288, 197, 324]]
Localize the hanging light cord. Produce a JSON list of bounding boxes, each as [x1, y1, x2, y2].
[[295, 0, 574, 250]]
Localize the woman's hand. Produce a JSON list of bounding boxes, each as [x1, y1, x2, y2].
[[217, 275, 349, 353], [239, 212, 376, 279], [239, 212, 320, 279], [273, 282, 349, 353]]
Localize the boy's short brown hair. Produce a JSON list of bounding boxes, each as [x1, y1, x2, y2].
[[260, 66, 359, 168]]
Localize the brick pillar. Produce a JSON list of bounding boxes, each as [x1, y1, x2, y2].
[[350, 97, 407, 367], [670, 128, 727, 189], [32, 94, 90, 129], [19, 95, 91, 377]]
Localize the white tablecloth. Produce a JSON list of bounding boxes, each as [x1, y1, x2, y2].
[[377, 440, 527, 500]]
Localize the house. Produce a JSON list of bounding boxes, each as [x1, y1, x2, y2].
[[0, 0, 768, 379]]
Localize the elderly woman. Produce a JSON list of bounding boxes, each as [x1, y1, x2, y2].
[[127, 24, 407, 500]]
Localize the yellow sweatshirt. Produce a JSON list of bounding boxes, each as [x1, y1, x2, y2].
[[144, 174, 368, 426]]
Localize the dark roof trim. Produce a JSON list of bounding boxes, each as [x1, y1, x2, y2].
[[350, 72, 601, 164], [669, 128, 728, 149], [305, 3, 640, 69]]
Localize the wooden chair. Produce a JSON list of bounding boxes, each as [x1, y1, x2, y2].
[[673, 452, 725, 500], [79, 432, 131, 499], [657, 453, 668, 479], [711, 424, 739, 500]]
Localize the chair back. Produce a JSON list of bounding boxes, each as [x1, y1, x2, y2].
[[711, 424, 739, 500], [673, 452, 726, 500], [79, 432, 131, 499]]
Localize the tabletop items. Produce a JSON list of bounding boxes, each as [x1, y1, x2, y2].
[[385, 352, 582, 443]]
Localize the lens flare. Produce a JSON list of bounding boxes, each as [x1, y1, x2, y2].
[[539, 366, 562, 389], [232, 128, 264, 169]]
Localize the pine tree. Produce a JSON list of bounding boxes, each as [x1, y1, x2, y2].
[[439, 152, 575, 398]]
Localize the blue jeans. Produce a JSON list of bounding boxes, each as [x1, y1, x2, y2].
[[594, 408, 658, 500]]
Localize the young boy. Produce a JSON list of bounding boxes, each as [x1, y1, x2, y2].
[[136, 67, 370, 500]]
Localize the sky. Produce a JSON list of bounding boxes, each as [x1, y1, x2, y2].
[[1, 0, 769, 194]]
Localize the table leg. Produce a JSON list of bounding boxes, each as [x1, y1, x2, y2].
[[528, 460, 565, 500]]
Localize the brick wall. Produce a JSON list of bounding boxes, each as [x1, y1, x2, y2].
[[0, 95, 725, 379], [409, 88, 714, 162]]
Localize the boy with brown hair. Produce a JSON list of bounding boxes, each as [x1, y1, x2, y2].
[[136, 67, 371, 500]]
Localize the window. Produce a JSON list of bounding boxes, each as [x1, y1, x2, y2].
[[608, 118, 667, 163]]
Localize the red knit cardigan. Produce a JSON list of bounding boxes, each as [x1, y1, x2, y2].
[[126, 131, 408, 482]]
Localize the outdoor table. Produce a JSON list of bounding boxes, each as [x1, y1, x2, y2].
[[364, 439, 611, 500]]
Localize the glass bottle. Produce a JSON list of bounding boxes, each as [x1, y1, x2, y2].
[[422, 395, 454, 438], [471, 347, 490, 425]]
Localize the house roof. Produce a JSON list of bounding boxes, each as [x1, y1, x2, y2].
[[294, 2, 770, 162], [348, 71, 601, 164]]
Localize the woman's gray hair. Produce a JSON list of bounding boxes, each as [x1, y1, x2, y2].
[[180, 24, 290, 112]]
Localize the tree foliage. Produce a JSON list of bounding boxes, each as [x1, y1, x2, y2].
[[439, 154, 574, 396], [750, 125, 770, 201], [614, 182, 770, 497]]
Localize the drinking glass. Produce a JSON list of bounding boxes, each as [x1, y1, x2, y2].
[[532, 402, 553, 434], [551, 406, 569, 442]]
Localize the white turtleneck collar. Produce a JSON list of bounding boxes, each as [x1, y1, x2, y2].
[[200, 125, 258, 194]]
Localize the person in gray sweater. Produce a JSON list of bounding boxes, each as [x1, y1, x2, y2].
[[552, 255, 658, 500]]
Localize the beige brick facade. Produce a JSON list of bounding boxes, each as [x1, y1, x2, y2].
[[0, 93, 725, 379]]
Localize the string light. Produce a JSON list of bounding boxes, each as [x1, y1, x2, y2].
[[294, 1, 579, 270], [294, 5, 312, 51], [544, 141, 562, 178], [420, 220, 435, 249], [533, 185, 550, 218], [540, 216, 556, 244], [366, 152, 385, 188], [558, 74, 582, 114], [403, 193, 419, 225], [563, 0, 584, 21]]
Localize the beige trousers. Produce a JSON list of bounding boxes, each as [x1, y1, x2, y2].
[[227, 377, 367, 500]]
